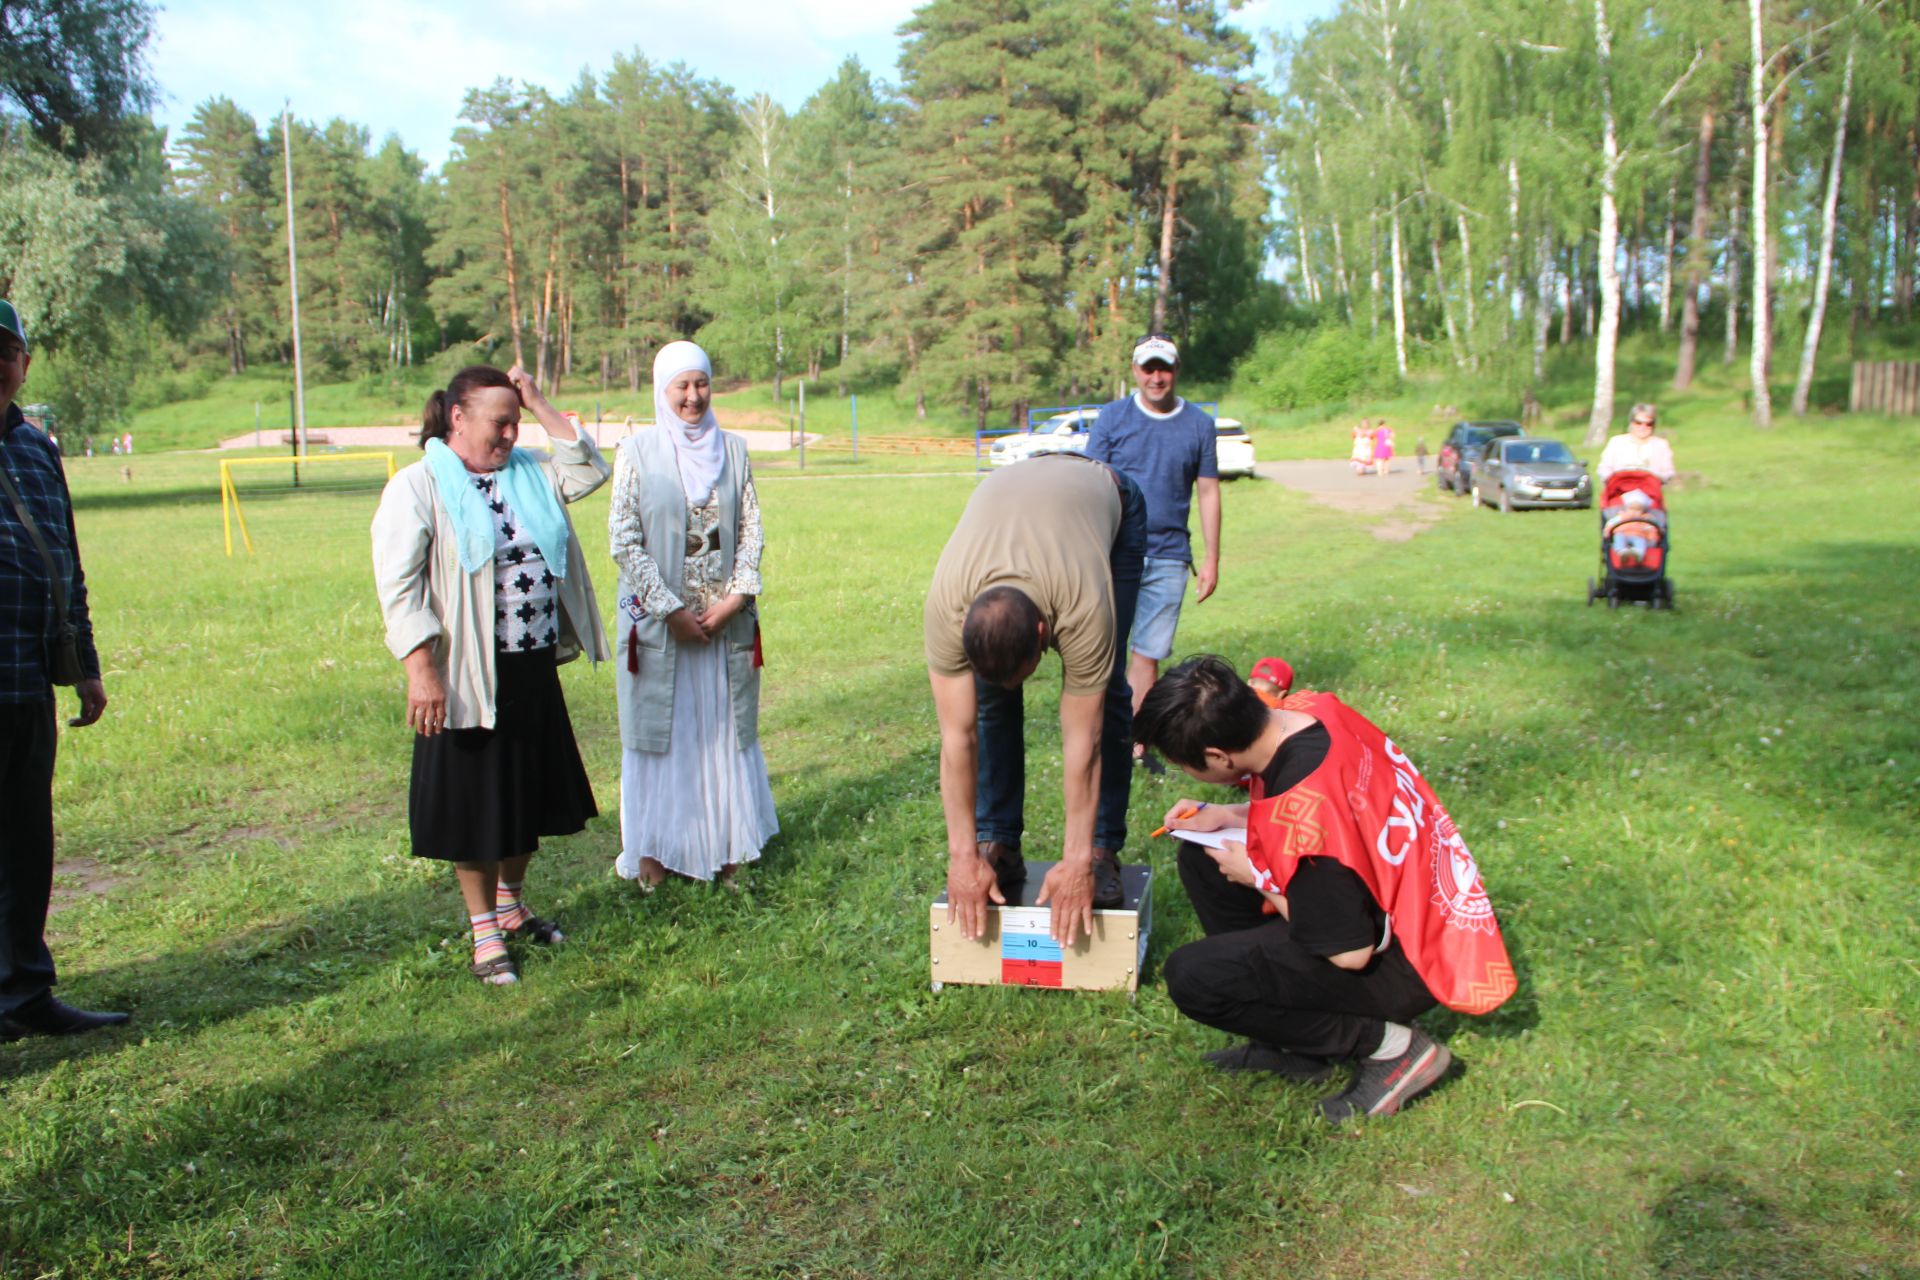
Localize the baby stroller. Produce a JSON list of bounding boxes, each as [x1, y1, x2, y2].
[[1587, 469, 1673, 609]]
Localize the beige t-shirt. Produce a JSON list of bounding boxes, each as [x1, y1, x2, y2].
[[923, 454, 1123, 695]]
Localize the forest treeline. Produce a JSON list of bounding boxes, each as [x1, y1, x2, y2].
[[161, 0, 1271, 431], [2, 0, 1917, 439], [1268, 0, 1920, 439]]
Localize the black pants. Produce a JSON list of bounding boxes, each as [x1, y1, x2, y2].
[[1163, 841, 1435, 1061], [0, 696, 58, 1017]]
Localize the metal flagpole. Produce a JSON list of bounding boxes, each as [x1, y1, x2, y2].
[[282, 103, 308, 479]]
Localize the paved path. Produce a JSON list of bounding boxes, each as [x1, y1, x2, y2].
[[1254, 458, 1447, 542], [215, 423, 816, 454]]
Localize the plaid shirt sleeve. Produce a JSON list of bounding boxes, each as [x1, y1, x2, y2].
[[0, 409, 99, 699]]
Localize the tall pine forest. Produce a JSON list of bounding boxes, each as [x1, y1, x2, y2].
[[5, 0, 1919, 438]]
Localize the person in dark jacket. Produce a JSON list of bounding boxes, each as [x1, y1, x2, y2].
[[0, 299, 125, 1039]]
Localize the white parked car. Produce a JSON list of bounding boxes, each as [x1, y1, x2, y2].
[[986, 407, 1099, 467], [1215, 417, 1256, 478], [988, 406, 1253, 476]]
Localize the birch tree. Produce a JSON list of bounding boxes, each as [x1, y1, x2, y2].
[[1791, 10, 1858, 415], [1748, 0, 1774, 427], [1584, 0, 1623, 447]]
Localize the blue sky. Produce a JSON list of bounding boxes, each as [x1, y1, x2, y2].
[[149, 0, 1336, 169]]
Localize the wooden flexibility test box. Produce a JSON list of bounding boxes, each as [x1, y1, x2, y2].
[[930, 861, 1152, 995]]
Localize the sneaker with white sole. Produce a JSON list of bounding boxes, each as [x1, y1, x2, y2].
[[1319, 1028, 1451, 1124]]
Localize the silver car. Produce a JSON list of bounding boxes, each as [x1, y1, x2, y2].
[[1472, 437, 1592, 511]]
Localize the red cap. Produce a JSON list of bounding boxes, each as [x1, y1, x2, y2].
[[1249, 657, 1293, 692]]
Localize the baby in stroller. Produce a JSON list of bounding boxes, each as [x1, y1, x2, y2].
[[1590, 469, 1673, 607], [1604, 489, 1663, 567]]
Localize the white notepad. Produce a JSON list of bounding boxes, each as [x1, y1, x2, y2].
[[1171, 826, 1248, 851]]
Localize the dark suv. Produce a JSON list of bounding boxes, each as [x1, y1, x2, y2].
[[1436, 420, 1525, 495]]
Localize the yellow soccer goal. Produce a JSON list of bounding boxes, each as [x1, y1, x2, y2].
[[220, 452, 397, 555]]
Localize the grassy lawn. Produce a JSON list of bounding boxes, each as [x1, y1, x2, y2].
[[3, 373, 1916, 1277]]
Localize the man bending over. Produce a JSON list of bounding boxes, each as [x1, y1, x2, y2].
[[925, 454, 1146, 947]]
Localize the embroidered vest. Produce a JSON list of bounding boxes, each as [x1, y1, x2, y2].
[[613, 426, 759, 753]]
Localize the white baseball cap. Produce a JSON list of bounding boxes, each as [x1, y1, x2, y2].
[[1132, 335, 1179, 368]]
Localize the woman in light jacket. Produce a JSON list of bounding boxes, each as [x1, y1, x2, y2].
[[611, 341, 777, 890], [372, 364, 610, 985], [1597, 402, 1677, 482]]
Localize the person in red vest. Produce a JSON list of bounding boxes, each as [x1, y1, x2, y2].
[[1133, 655, 1517, 1123]]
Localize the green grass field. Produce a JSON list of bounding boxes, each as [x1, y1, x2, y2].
[[3, 368, 1917, 1278]]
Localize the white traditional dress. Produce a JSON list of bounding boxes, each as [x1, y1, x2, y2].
[[609, 342, 777, 882]]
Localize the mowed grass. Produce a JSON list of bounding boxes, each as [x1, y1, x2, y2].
[[2, 389, 1917, 1279]]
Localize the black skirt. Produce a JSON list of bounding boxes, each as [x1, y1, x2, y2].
[[408, 648, 598, 862]]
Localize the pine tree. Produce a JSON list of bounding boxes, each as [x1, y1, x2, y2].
[[174, 97, 272, 374], [790, 58, 894, 392], [431, 81, 545, 369], [1061, 0, 1161, 395], [900, 0, 1077, 427], [1139, 0, 1258, 338]]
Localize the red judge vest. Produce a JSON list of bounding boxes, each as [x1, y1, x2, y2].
[[1246, 692, 1518, 1016]]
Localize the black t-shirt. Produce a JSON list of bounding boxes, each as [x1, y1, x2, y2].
[[1259, 722, 1332, 795], [1257, 721, 1387, 958]]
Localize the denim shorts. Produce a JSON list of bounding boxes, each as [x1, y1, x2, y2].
[[1129, 556, 1189, 660]]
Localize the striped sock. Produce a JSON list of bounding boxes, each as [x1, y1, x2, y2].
[[471, 911, 510, 969], [495, 881, 530, 933]]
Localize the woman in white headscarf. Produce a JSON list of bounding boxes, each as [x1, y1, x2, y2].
[[610, 341, 777, 889]]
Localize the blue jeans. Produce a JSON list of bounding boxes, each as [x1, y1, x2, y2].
[[975, 467, 1147, 855], [1129, 556, 1190, 661]]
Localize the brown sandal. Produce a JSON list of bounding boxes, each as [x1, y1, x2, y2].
[[471, 954, 519, 985]]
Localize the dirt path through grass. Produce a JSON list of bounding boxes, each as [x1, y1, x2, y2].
[[1254, 456, 1448, 540]]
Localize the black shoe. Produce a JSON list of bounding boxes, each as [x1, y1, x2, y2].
[[1202, 1042, 1337, 1083], [1136, 749, 1167, 776], [1319, 1028, 1451, 1124], [1089, 847, 1124, 909], [977, 840, 1027, 898], [3, 996, 131, 1038]]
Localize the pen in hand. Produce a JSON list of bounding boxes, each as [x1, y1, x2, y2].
[[1150, 802, 1206, 839]]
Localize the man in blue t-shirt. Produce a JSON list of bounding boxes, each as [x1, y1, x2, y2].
[[1083, 335, 1220, 773]]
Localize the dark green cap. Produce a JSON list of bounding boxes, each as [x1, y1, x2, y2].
[[0, 300, 26, 350]]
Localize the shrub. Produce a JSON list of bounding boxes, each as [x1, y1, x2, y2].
[[1234, 324, 1399, 411], [124, 364, 217, 414]]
